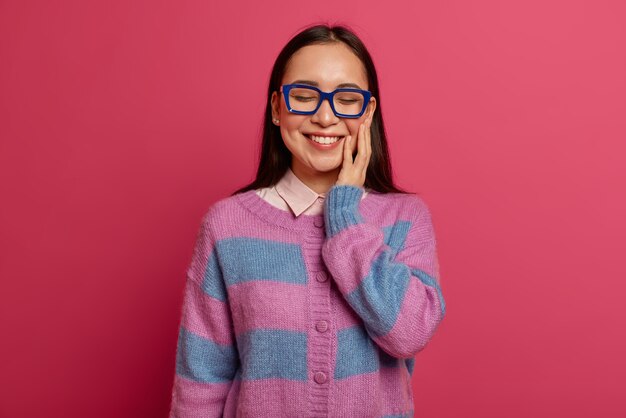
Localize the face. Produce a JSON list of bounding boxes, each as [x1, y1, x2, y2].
[[270, 43, 376, 180]]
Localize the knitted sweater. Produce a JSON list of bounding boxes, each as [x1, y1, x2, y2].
[[169, 184, 446, 418]]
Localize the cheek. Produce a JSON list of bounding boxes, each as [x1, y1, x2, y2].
[[282, 115, 306, 134], [279, 126, 299, 144]]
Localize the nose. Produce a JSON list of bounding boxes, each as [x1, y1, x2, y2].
[[310, 97, 339, 126]]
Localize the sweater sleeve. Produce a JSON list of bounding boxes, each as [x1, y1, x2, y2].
[[169, 212, 239, 418], [321, 185, 446, 359]]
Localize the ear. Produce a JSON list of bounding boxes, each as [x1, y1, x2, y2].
[[366, 97, 377, 120], [271, 91, 280, 121]]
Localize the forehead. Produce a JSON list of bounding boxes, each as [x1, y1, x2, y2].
[[283, 43, 368, 90]]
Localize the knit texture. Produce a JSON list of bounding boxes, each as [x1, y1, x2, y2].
[[169, 185, 446, 418]]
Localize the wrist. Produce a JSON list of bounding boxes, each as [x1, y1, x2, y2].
[[324, 185, 364, 237]]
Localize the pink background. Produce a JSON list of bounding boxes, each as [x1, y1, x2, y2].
[[1, 1, 625, 417]]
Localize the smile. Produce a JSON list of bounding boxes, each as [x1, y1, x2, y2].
[[304, 134, 345, 145]]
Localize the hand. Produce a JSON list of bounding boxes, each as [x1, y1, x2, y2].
[[336, 115, 372, 188]]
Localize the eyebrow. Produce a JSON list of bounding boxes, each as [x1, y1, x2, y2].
[[290, 79, 364, 89]]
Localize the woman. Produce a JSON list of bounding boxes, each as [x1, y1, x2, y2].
[[169, 23, 446, 418]]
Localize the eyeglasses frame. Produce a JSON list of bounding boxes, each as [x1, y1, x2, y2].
[[279, 83, 372, 119]]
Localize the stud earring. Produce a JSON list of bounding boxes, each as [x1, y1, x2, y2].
[[273, 119, 279, 124]]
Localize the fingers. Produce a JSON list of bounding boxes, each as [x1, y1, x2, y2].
[[343, 135, 353, 168], [354, 123, 367, 172], [338, 118, 372, 187], [355, 120, 371, 176]]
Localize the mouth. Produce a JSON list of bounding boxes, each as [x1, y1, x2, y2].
[[303, 134, 346, 146]]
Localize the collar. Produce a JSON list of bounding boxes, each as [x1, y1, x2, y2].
[[274, 167, 326, 217]]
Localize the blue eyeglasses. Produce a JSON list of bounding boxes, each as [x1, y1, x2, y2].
[[280, 83, 372, 118]]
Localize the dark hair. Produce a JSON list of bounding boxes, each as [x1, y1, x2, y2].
[[231, 23, 413, 196]]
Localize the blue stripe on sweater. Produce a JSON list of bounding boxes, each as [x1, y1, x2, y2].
[[200, 248, 227, 301], [335, 325, 379, 379], [176, 327, 238, 383], [405, 357, 415, 375], [382, 411, 414, 418], [378, 346, 401, 368], [345, 251, 411, 337], [382, 220, 412, 257], [411, 268, 446, 316], [384, 220, 445, 318], [216, 237, 308, 286], [237, 329, 308, 381], [335, 325, 406, 378], [325, 185, 365, 237], [377, 350, 415, 375]]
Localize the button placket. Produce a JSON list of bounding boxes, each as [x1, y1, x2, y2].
[[303, 232, 331, 412]]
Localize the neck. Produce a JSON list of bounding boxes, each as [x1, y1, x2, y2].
[[290, 163, 340, 195]]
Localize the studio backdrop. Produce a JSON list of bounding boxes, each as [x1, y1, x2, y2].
[[1, 1, 625, 417]]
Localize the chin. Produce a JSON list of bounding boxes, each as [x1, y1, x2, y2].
[[310, 162, 342, 173]]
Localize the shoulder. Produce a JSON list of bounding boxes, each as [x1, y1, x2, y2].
[[198, 192, 252, 237], [367, 191, 433, 221]]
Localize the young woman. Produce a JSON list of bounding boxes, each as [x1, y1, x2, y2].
[[169, 24, 446, 418]]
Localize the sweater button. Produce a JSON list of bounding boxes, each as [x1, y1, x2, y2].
[[315, 320, 328, 333], [313, 217, 324, 228], [314, 371, 327, 384], [316, 272, 328, 283]]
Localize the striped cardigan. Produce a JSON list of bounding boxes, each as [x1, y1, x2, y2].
[[169, 184, 446, 417]]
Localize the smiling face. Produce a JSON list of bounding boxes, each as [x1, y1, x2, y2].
[[270, 42, 376, 186]]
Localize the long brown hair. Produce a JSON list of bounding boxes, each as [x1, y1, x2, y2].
[[231, 23, 412, 196]]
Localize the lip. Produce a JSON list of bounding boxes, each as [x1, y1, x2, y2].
[[306, 132, 346, 137]]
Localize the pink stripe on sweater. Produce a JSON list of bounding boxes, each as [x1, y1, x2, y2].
[[181, 279, 234, 345], [227, 281, 308, 335], [359, 192, 418, 228], [331, 367, 413, 417], [209, 204, 302, 244], [322, 227, 389, 295], [226, 379, 308, 417], [186, 218, 214, 286], [169, 375, 232, 418], [395, 240, 439, 279]]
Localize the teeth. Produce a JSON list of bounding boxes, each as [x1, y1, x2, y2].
[[309, 135, 342, 145]]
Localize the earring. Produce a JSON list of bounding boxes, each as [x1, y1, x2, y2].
[[273, 119, 279, 124]]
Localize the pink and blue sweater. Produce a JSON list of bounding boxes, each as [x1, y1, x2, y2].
[[169, 180, 446, 417]]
